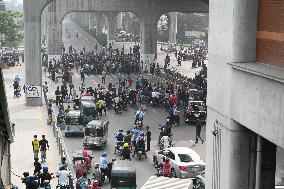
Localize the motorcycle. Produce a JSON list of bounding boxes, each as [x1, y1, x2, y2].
[[39, 180, 51, 189], [114, 141, 124, 155], [114, 101, 122, 114], [137, 120, 143, 130], [136, 148, 145, 160], [56, 184, 69, 189]]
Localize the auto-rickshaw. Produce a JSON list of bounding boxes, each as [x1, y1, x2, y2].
[[111, 160, 136, 189], [80, 100, 98, 124], [83, 120, 109, 150]]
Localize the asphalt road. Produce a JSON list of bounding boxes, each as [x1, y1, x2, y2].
[[45, 68, 206, 188], [49, 18, 284, 187]]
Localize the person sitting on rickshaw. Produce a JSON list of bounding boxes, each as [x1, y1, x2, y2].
[[99, 152, 109, 180], [121, 143, 131, 160], [75, 161, 84, 179], [92, 163, 101, 185], [88, 180, 101, 189]]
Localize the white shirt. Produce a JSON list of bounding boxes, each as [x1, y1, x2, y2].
[[58, 170, 70, 185], [161, 136, 170, 148]]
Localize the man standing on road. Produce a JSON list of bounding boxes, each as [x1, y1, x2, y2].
[[146, 126, 151, 152], [32, 135, 40, 160], [39, 135, 49, 162], [194, 120, 204, 145], [55, 87, 61, 106], [101, 70, 106, 84], [80, 68, 85, 83]]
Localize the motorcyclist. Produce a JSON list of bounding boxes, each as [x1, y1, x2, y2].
[[76, 172, 88, 189], [38, 166, 52, 187], [92, 163, 101, 185], [134, 108, 144, 124], [124, 130, 132, 148], [57, 166, 70, 187], [15, 74, 20, 84], [160, 135, 170, 150], [114, 95, 120, 111], [99, 152, 109, 180], [132, 133, 146, 158], [114, 129, 124, 153], [121, 143, 131, 160], [161, 157, 172, 177], [115, 129, 124, 144], [22, 172, 38, 189]]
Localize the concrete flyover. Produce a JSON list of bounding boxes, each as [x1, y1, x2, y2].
[[23, 0, 208, 106]]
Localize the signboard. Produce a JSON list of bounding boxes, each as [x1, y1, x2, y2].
[[25, 85, 41, 98], [48, 55, 62, 63], [185, 31, 205, 38]]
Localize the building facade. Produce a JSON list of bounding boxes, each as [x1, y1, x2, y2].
[[207, 0, 284, 188], [0, 69, 14, 188]]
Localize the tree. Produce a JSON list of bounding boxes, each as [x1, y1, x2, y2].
[[157, 15, 169, 42], [0, 11, 23, 47]]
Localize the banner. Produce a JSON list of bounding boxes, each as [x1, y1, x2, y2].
[[25, 85, 41, 98], [48, 55, 62, 64]]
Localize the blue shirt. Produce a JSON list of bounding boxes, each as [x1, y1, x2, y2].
[[132, 128, 140, 138], [99, 156, 108, 169]]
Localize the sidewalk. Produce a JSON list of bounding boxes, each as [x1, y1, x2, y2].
[[2, 65, 60, 188]]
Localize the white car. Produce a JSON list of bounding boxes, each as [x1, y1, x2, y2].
[[153, 147, 205, 179]]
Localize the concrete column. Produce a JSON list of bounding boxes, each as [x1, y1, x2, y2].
[[106, 12, 117, 44], [140, 18, 157, 72], [88, 12, 96, 30], [168, 12, 177, 43], [95, 12, 103, 35], [47, 2, 62, 55], [117, 12, 123, 31], [261, 138, 276, 188], [23, 2, 42, 106], [206, 111, 256, 189]]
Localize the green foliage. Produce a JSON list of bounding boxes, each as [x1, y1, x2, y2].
[[0, 11, 23, 48], [157, 15, 169, 42], [96, 33, 107, 47], [192, 64, 207, 87]]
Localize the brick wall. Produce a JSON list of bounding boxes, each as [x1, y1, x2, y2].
[[256, 0, 284, 68]]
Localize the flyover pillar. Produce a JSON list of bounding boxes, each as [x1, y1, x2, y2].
[[106, 12, 117, 44], [117, 12, 123, 31], [23, 0, 43, 106], [140, 18, 157, 72], [47, 2, 62, 55], [168, 12, 177, 43], [95, 12, 103, 35]]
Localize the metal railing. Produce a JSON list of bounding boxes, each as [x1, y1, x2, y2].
[[44, 93, 75, 189]]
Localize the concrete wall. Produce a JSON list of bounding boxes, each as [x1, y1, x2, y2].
[[230, 64, 284, 149], [256, 0, 284, 68]]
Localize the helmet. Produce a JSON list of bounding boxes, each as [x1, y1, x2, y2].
[[119, 129, 123, 132], [123, 143, 129, 148], [95, 163, 99, 168], [140, 132, 144, 137], [59, 166, 66, 171], [102, 152, 107, 157], [43, 166, 48, 174]]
